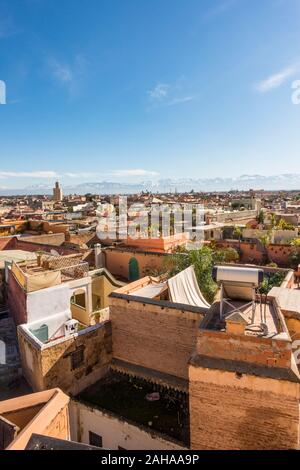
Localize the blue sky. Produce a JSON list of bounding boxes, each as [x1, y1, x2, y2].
[[1, 0, 300, 188]]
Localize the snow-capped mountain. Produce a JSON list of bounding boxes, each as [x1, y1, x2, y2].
[[0, 174, 299, 196]]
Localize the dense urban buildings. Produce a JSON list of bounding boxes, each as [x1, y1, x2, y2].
[[0, 185, 300, 450], [2, 0, 300, 460]]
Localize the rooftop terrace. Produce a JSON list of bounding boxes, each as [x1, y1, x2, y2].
[[11, 253, 89, 292], [203, 298, 282, 338], [77, 371, 189, 445]]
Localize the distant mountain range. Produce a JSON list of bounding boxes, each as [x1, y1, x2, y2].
[[0, 174, 300, 196]]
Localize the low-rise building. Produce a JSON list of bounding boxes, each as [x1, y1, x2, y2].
[[3, 255, 300, 450], [0, 388, 70, 450]]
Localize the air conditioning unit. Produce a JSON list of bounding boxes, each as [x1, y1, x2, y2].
[[64, 319, 79, 336]]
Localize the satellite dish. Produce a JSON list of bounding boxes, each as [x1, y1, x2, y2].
[[50, 249, 60, 256]]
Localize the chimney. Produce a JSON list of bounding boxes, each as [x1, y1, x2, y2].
[[225, 312, 248, 336]]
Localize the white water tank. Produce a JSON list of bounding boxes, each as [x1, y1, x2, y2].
[[213, 266, 264, 286]]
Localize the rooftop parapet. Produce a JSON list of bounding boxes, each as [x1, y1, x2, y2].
[[10, 253, 89, 293]]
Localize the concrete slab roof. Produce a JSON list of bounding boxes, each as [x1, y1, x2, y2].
[[269, 287, 300, 319], [0, 250, 37, 269]]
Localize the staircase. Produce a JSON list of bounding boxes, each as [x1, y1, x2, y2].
[[0, 317, 22, 387], [0, 305, 9, 320]]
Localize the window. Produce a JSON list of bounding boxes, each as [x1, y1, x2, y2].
[[89, 431, 102, 448], [70, 346, 84, 370]]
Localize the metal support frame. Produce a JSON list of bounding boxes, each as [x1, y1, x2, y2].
[[219, 282, 257, 323]]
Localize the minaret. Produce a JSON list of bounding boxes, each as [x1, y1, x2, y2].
[[53, 181, 63, 202]]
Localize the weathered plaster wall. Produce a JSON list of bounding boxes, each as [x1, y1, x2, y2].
[[43, 404, 70, 442], [104, 249, 167, 280], [26, 283, 71, 325], [5, 389, 71, 450], [70, 400, 186, 450], [28, 220, 69, 235], [17, 330, 44, 391], [7, 270, 27, 325], [189, 365, 300, 450], [91, 274, 122, 310], [18, 322, 113, 395]]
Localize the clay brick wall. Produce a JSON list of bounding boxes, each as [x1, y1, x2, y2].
[[217, 240, 300, 267], [109, 297, 203, 380], [189, 366, 300, 450], [7, 270, 27, 325], [196, 330, 291, 368], [267, 244, 298, 267], [240, 242, 264, 264], [217, 240, 263, 264]]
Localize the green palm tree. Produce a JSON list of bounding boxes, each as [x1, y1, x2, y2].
[[233, 226, 243, 252]]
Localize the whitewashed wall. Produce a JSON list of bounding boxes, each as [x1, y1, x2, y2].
[[70, 400, 187, 451]]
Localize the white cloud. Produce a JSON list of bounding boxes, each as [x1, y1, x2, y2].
[[47, 54, 88, 98], [167, 96, 195, 106], [110, 169, 159, 177], [64, 172, 95, 178], [148, 81, 195, 108], [148, 83, 170, 100], [0, 171, 58, 178], [204, 0, 238, 20], [49, 59, 73, 84], [256, 66, 297, 93], [65, 169, 159, 179]]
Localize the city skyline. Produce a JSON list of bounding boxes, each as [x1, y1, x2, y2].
[[2, 172, 300, 195]]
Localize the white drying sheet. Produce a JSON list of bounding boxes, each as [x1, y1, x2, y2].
[[133, 283, 166, 299], [168, 265, 211, 308]]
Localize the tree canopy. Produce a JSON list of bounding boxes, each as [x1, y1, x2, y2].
[[165, 245, 239, 303]]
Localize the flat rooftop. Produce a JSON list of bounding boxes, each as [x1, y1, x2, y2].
[[269, 287, 300, 319], [203, 299, 281, 338], [0, 250, 36, 269], [14, 254, 89, 287], [25, 434, 99, 450], [77, 371, 189, 445]]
